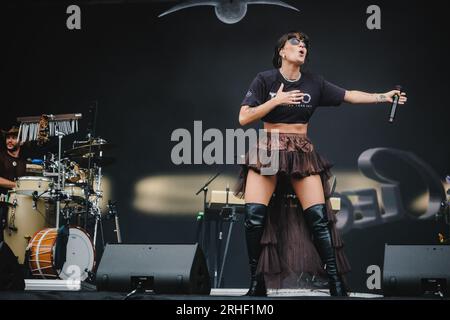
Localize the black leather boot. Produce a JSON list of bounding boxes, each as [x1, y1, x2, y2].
[[303, 204, 347, 297], [244, 203, 268, 297]]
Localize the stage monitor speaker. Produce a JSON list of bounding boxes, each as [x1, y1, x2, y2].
[[96, 243, 211, 294], [383, 244, 450, 297], [0, 241, 25, 291]]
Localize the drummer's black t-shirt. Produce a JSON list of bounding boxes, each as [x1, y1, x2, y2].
[[0, 150, 27, 195]]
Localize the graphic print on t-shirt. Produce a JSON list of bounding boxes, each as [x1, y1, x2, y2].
[[269, 91, 312, 108]]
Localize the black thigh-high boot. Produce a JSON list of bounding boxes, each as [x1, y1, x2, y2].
[[303, 204, 347, 296], [244, 203, 268, 297]]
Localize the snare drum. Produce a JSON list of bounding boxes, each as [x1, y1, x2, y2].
[[3, 190, 54, 264], [28, 227, 95, 281], [64, 183, 85, 203]]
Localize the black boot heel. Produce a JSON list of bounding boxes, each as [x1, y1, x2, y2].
[[245, 262, 267, 296], [244, 203, 268, 297], [303, 204, 348, 297]]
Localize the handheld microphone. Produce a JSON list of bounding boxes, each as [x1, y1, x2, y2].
[[389, 85, 402, 123]]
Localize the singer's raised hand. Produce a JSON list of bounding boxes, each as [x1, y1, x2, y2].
[[274, 83, 304, 105], [383, 90, 408, 105]]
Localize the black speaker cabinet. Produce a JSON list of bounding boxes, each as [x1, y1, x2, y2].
[[0, 241, 25, 291], [96, 243, 211, 294], [383, 244, 450, 297]]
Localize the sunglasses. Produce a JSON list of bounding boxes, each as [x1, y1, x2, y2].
[[288, 37, 306, 47]]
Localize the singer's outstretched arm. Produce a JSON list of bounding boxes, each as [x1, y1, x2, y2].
[[344, 90, 407, 104]]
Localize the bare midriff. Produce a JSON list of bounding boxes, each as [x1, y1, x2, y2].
[[263, 122, 308, 135]]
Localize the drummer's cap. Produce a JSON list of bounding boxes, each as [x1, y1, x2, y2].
[[2, 126, 20, 138]]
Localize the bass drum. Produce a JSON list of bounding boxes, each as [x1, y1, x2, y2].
[[28, 227, 95, 281], [3, 190, 54, 264]]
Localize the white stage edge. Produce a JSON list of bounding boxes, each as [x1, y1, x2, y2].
[[24, 280, 382, 298]]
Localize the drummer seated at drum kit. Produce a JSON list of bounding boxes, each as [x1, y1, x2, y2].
[[0, 127, 27, 241], [0, 127, 26, 193]]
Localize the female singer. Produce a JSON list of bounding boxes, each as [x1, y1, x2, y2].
[[237, 31, 407, 296]]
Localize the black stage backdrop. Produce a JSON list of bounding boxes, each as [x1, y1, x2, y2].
[[1, 0, 449, 293]]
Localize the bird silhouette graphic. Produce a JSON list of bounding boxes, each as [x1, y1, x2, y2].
[[158, 0, 300, 24]]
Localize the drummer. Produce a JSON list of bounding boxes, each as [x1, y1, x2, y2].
[[0, 127, 26, 194], [0, 127, 27, 241], [0, 126, 26, 195]]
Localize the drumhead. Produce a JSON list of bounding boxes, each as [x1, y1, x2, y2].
[[57, 227, 95, 281], [17, 176, 53, 183], [15, 176, 53, 198]]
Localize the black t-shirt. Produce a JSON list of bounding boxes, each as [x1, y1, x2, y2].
[[241, 69, 346, 124], [0, 150, 27, 195]]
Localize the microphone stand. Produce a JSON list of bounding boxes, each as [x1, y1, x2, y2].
[[217, 185, 238, 288], [195, 172, 221, 243], [194, 172, 221, 286], [195, 172, 221, 196]]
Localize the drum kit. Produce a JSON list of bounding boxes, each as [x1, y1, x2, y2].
[[1, 113, 121, 283]]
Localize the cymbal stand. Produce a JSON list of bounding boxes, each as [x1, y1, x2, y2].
[[91, 166, 105, 249], [107, 201, 122, 243], [92, 207, 105, 249], [84, 102, 98, 230], [84, 134, 93, 231], [96, 156, 103, 196], [54, 128, 66, 229]]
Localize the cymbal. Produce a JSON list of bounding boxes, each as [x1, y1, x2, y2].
[[71, 155, 116, 168], [65, 140, 114, 157]]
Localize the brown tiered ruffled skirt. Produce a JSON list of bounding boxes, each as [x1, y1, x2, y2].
[[236, 133, 351, 289]]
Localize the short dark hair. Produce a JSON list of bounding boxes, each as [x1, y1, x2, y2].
[[272, 31, 310, 68]]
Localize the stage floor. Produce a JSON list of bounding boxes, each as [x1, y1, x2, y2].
[[0, 288, 446, 300]]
